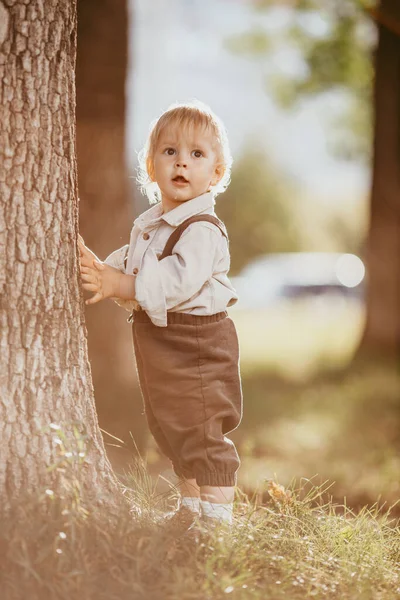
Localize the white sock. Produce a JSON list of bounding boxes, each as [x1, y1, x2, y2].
[[200, 500, 233, 524], [180, 496, 201, 515]]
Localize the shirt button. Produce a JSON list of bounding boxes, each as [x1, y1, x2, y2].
[[143, 232, 150, 240], [132, 267, 139, 275]]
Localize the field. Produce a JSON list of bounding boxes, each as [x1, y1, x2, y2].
[[3, 297, 400, 599], [230, 296, 365, 379]]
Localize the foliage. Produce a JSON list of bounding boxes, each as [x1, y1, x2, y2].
[[218, 144, 302, 275], [2, 361, 400, 598], [226, 0, 378, 161], [1, 461, 399, 599]]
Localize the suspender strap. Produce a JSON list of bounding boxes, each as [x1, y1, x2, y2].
[[158, 215, 228, 260]]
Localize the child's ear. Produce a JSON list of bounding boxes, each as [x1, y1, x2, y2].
[[211, 162, 225, 186], [146, 157, 156, 182]]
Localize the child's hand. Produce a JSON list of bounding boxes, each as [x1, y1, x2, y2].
[[78, 235, 100, 268], [80, 260, 123, 305]]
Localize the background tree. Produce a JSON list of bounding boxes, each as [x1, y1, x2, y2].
[[217, 145, 302, 274], [76, 0, 147, 459], [219, 144, 366, 275], [228, 0, 400, 356], [360, 2, 400, 355], [226, 0, 376, 161], [0, 0, 118, 509]]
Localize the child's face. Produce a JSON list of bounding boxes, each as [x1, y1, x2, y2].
[[152, 124, 223, 211]]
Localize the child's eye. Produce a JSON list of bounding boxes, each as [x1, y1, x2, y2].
[[164, 148, 175, 156], [192, 150, 203, 158]]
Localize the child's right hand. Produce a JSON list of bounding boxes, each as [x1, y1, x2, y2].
[[78, 235, 105, 305], [80, 260, 124, 305], [78, 234, 101, 268]]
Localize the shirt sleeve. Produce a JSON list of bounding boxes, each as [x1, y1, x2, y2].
[[103, 244, 129, 272], [103, 244, 135, 312], [135, 224, 221, 327]]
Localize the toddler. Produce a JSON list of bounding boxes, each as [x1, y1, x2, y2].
[[78, 100, 243, 528]]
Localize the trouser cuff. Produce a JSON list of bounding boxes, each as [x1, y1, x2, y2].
[[195, 471, 237, 487], [173, 465, 196, 481], [172, 464, 238, 487]]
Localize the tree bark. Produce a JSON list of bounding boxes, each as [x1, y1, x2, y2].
[[76, 0, 146, 460], [358, 0, 400, 357], [0, 0, 118, 510]]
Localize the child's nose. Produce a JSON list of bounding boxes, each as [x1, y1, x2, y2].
[[175, 154, 188, 168], [176, 159, 187, 168]]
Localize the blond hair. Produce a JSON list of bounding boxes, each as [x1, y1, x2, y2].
[[136, 100, 233, 205]]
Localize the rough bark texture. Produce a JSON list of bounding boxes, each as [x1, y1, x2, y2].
[[76, 0, 146, 461], [0, 0, 118, 509], [359, 1, 400, 356]]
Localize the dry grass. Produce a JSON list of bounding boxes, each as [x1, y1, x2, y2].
[[2, 299, 398, 598], [1, 449, 400, 600]]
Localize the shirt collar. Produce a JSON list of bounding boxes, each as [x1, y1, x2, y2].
[[162, 191, 215, 226], [134, 191, 215, 229]]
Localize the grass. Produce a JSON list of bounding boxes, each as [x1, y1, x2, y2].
[[3, 298, 398, 598], [229, 297, 365, 380], [233, 358, 400, 512], [222, 298, 400, 510], [1, 455, 400, 600]]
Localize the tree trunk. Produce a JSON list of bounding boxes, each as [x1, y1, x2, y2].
[[358, 1, 400, 357], [0, 0, 118, 510], [76, 0, 146, 461]]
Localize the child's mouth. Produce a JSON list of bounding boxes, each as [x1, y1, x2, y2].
[[172, 176, 189, 185]]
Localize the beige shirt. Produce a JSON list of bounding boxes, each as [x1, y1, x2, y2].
[[104, 191, 238, 327]]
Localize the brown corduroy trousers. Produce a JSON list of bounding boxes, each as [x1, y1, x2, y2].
[[132, 310, 243, 487]]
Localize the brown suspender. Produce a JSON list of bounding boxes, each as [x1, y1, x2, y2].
[[126, 215, 228, 322], [123, 215, 227, 270], [158, 214, 228, 260]]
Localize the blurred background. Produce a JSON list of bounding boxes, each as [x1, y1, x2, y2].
[[77, 0, 400, 511]]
